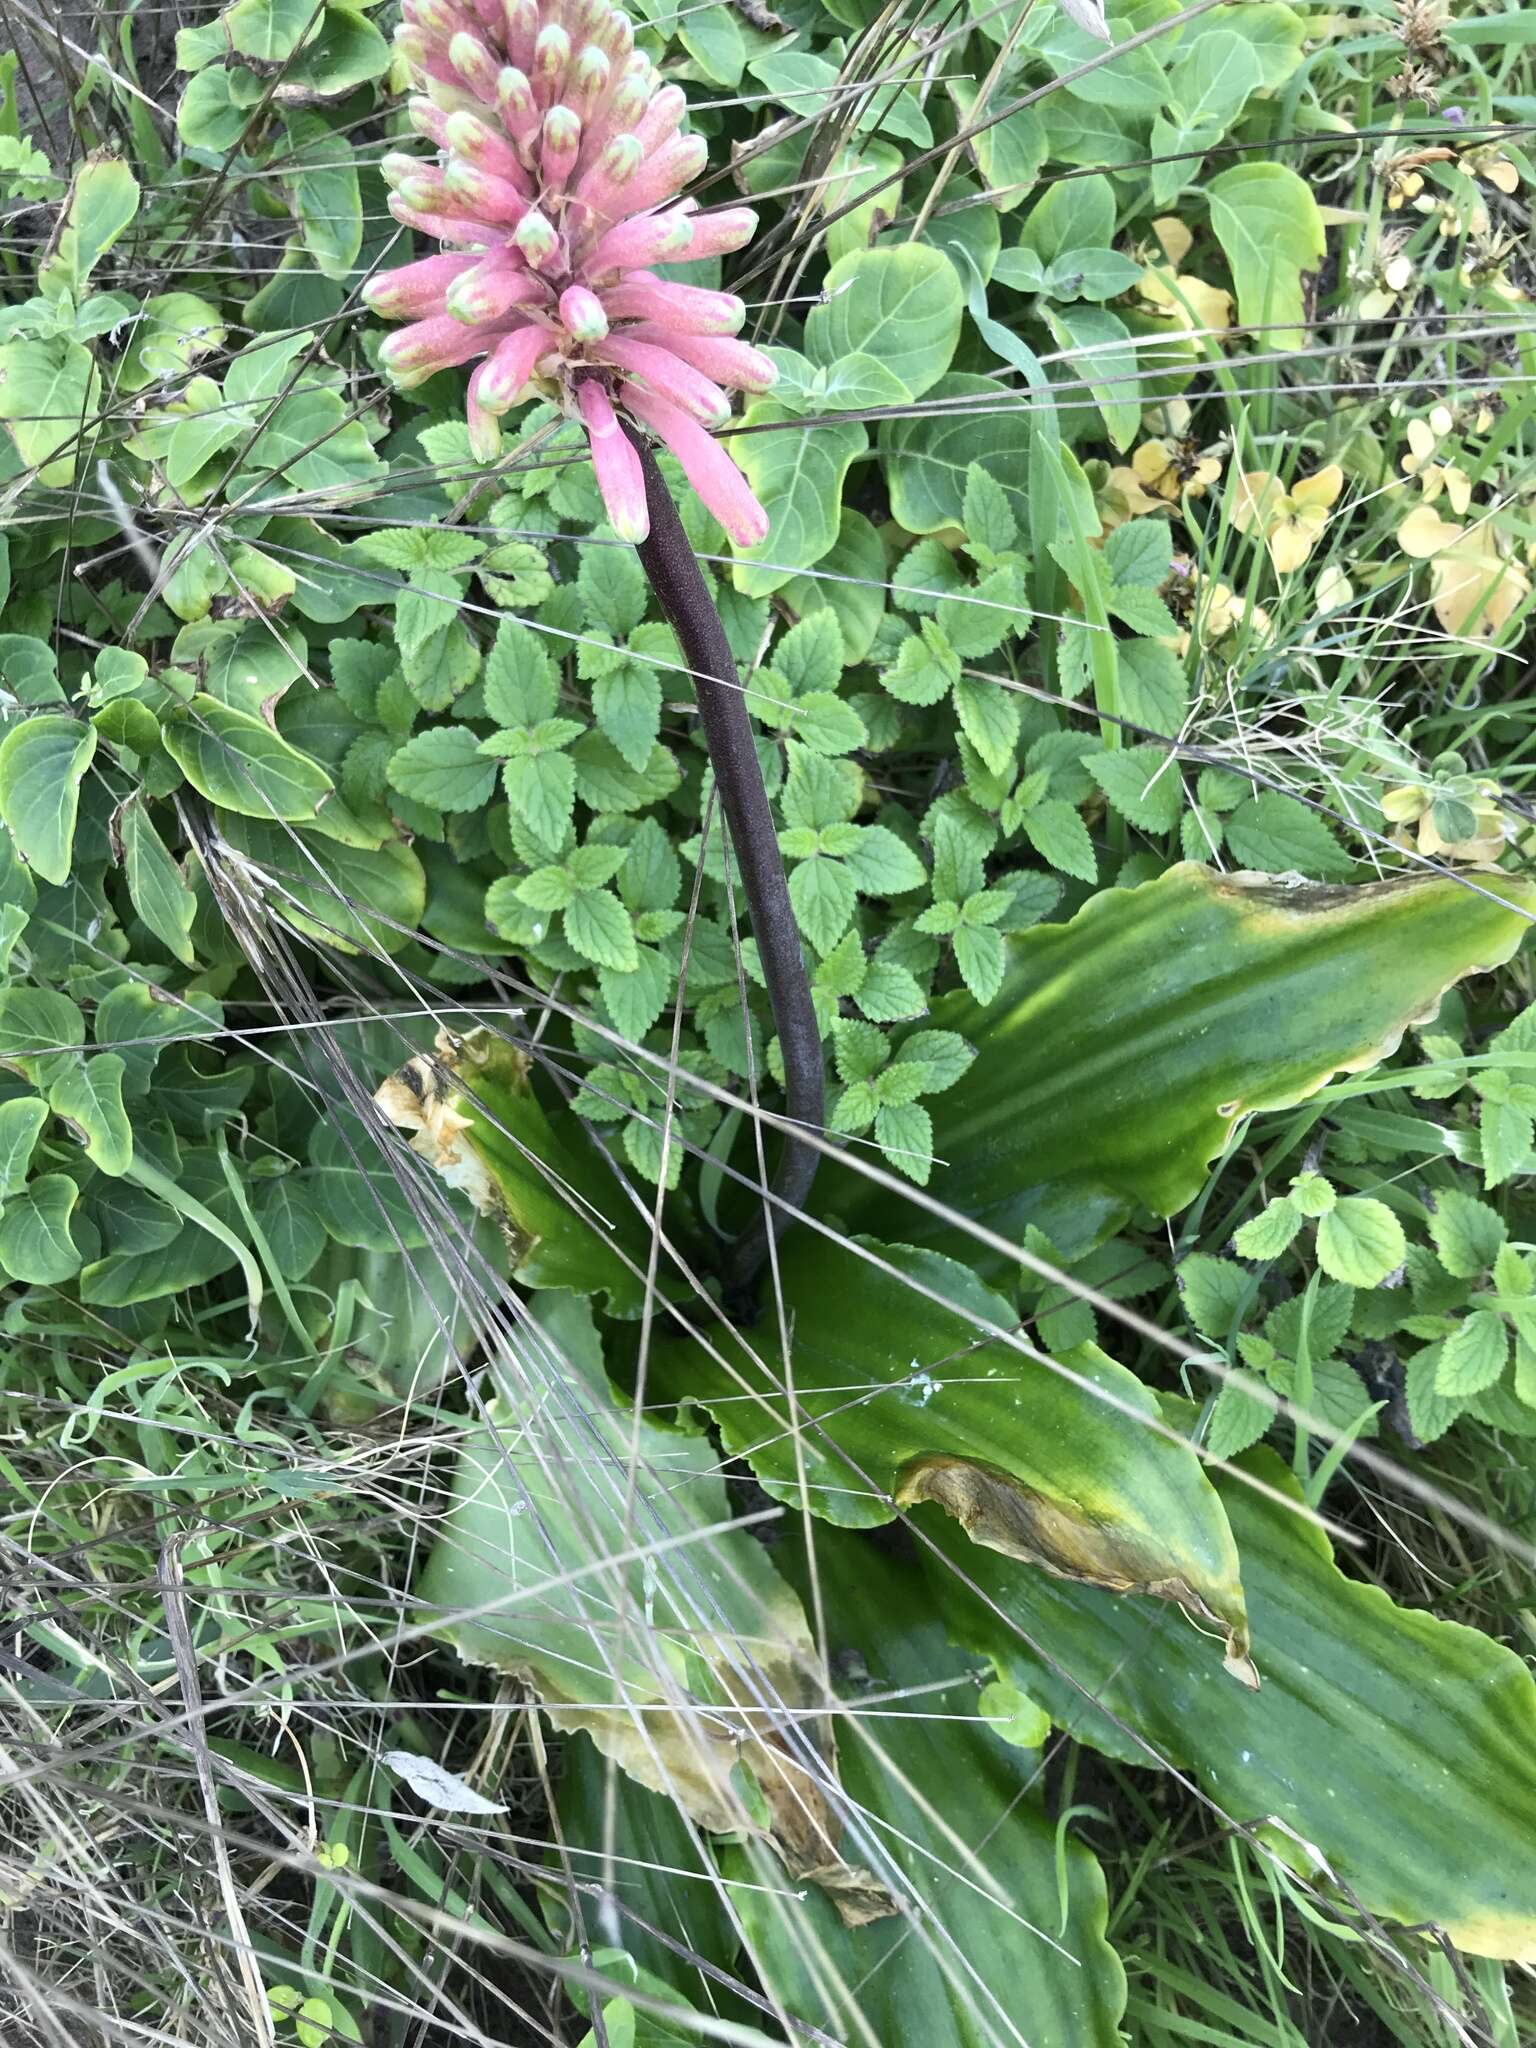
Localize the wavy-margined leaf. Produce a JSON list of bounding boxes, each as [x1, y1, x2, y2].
[[374, 1025, 659, 1315], [824, 864, 1536, 1265], [924, 1428, 1536, 1962], [654, 1234, 1254, 1680], [727, 1526, 1127, 2047], [416, 1293, 892, 1924]]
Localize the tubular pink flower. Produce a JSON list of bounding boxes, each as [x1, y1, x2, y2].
[[625, 328, 777, 394], [370, 0, 775, 542], [363, 250, 478, 319], [599, 277, 743, 335], [620, 384, 768, 547], [593, 334, 729, 424], [576, 381, 647, 541]]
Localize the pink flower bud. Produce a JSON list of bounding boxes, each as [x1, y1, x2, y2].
[[540, 104, 582, 190], [443, 156, 530, 227], [577, 379, 649, 541], [407, 96, 452, 146], [388, 193, 493, 246], [633, 83, 686, 155], [448, 251, 549, 324], [512, 206, 561, 269], [673, 207, 757, 261], [445, 108, 528, 186], [448, 29, 501, 99], [495, 65, 539, 142], [569, 43, 610, 117], [531, 21, 571, 103], [621, 384, 768, 547], [559, 284, 609, 341], [473, 321, 556, 412], [585, 209, 694, 276], [380, 313, 501, 379], [501, 0, 539, 71], [608, 133, 706, 219]]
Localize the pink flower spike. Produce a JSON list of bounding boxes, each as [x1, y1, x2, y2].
[[559, 284, 609, 341], [577, 380, 649, 542], [473, 320, 554, 412], [594, 334, 729, 423], [600, 277, 744, 336], [621, 384, 768, 547], [625, 327, 777, 395], [363, 251, 478, 319]]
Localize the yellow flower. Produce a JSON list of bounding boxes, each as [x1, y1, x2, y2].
[[1196, 577, 1272, 645], [1461, 145, 1520, 195], [1130, 435, 1224, 503], [1100, 467, 1166, 526], [1230, 465, 1345, 574], [1386, 167, 1424, 208], [1397, 504, 1532, 640], [1381, 770, 1508, 863], [1400, 412, 1471, 514], [1150, 217, 1194, 268], [1136, 266, 1233, 335]]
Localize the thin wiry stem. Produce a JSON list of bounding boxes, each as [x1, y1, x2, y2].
[[620, 418, 824, 1300]]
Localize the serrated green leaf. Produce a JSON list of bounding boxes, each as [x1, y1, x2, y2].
[[564, 888, 637, 972], [1316, 1197, 1406, 1287], [387, 727, 497, 813], [1436, 1307, 1508, 1397]]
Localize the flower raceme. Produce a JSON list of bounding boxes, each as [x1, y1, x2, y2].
[[366, 0, 776, 546]]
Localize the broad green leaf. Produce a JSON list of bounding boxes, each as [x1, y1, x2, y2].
[[282, 111, 362, 282], [1043, 303, 1139, 449], [564, 888, 637, 972], [730, 1525, 1126, 2046], [0, 714, 97, 884], [930, 1434, 1536, 1961], [416, 1291, 886, 1918], [38, 157, 139, 304], [48, 1054, 132, 1175], [1207, 162, 1326, 350], [213, 813, 425, 956], [0, 1097, 48, 1198], [823, 865, 1536, 1267], [882, 374, 1031, 535], [226, 0, 314, 61], [0, 1172, 81, 1284], [162, 695, 336, 819], [660, 1234, 1254, 1680], [120, 798, 197, 965], [805, 245, 963, 400], [777, 507, 887, 664], [732, 407, 868, 598], [1019, 171, 1117, 265], [0, 337, 98, 484], [375, 1026, 657, 1315], [0, 988, 86, 1089]]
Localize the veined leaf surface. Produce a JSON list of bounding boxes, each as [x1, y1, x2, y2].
[[655, 1234, 1254, 1680], [926, 1431, 1536, 1962], [728, 1526, 1127, 2048], [416, 1293, 891, 1922], [825, 864, 1536, 1263]]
